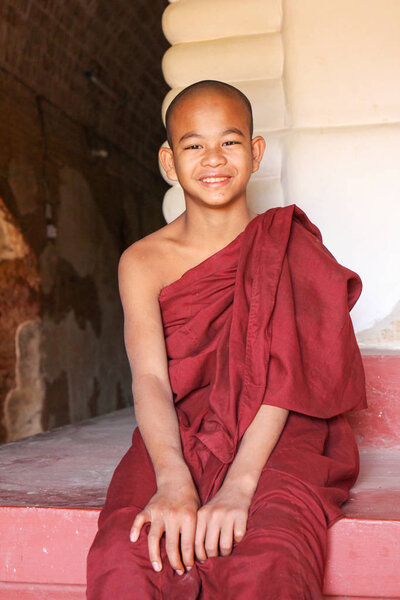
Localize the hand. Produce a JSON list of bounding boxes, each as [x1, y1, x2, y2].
[[194, 483, 252, 561], [130, 479, 200, 575]]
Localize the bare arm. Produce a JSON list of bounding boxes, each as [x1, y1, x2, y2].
[[223, 404, 289, 496], [195, 404, 289, 560], [118, 244, 199, 574], [132, 374, 190, 484]]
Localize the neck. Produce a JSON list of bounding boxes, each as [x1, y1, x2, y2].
[[180, 203, 258, 249]]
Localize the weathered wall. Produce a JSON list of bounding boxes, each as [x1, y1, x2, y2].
[[160, 0, 400, 350], [0, 0, 169, 442]]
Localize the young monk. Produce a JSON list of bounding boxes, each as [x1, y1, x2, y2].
[[86, 80, 366, 599]]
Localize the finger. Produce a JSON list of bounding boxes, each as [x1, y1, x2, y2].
[[204, 517, 220, 559], [147, 519, 164, 572], [233, 513, 248, 544], [130, 510, 150, 542], [165, 524, 184, 574], [219, 521, 234, 557], [194, 512, 207, 562], [180, 515, 196, 570]]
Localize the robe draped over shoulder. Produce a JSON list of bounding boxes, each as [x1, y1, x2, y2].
[[157, 204, 366, 525]]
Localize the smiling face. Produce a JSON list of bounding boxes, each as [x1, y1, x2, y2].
[[159, 90, 265, 211]]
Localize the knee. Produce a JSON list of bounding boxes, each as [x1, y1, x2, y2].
[[87, 508, 149, 589]]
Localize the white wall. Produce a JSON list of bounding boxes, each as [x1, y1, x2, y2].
[[160, 0, 400, 349]]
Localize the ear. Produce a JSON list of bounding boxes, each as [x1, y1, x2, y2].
[[251, 136, 266, 174], [159, 146, 178, 182]]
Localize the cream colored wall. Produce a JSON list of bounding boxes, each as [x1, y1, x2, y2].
[[160, 0, 400, 349]]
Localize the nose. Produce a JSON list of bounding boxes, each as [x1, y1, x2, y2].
[[200, 145, 227, 168]]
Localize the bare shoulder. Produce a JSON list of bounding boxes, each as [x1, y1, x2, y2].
[[118, 224, 183, 384], [119, 219, 183, 297]]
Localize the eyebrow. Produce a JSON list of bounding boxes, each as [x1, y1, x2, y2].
[[178, 127, 245, 144], [178, 132, 203, 143], [222, 128, 245, 137]]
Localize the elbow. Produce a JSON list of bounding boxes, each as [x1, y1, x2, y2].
[[132, 372, 173, 405]]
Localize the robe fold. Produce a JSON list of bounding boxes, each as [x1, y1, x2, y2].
[[86, 204, 367, 599], [157, 204, 365, 521]]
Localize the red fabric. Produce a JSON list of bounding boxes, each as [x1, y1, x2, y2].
[[87, 205, 366, 599], [87, 443, 327, 599]]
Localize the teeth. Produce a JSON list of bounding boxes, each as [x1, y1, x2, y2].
[[201, 177, 228, 183]]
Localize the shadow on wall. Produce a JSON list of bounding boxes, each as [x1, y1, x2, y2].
[[0, 160, 134, 444]]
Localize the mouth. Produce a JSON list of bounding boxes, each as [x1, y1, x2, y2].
[[199, 175, 232, 186]]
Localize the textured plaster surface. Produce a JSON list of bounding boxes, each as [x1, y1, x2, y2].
[[3, 321, 44, 442], [357, 301, 400, 350], [0, 198, 41, 443], [0, 197, 31, 260]]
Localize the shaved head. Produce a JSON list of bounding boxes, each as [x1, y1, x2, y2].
[[165, 80, 253, 148]]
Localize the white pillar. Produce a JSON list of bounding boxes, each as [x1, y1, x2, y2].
[[160, 0, 400, 348]]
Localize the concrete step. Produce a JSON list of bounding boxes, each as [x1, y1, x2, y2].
[[0, 353, 399, 599], [348, 353, 400, 451]]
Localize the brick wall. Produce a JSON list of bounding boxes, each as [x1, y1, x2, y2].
[[1, 0, 168, 168], [0, 0, 169, 442]]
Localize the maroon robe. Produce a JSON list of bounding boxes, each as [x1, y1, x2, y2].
[[87, 205, 366, 599]]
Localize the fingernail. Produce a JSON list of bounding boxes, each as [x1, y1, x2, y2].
[[152, 562, 161, 572], [130, 531, 137, 542], [176, 569, 184, 576], [187, 565, 192, 572]]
